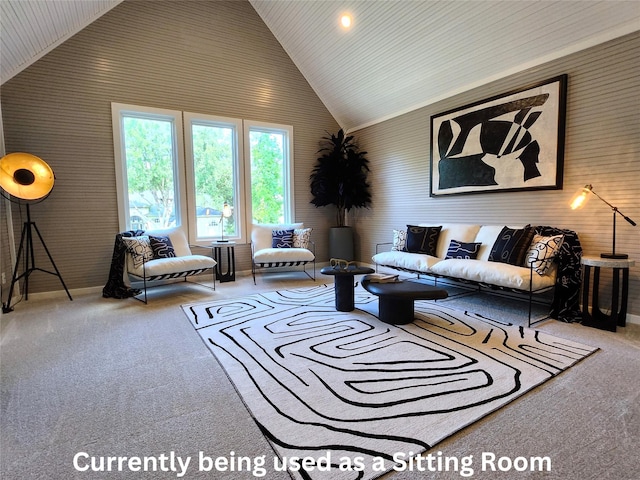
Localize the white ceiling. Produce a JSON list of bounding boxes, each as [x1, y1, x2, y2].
[[2, 0, 639, 131]]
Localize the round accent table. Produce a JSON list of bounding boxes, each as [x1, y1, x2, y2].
[[320, 265, 375, 312], [211, 241, 236, 283], [361, 279, 448, 325], [581, 255, 635, 332]]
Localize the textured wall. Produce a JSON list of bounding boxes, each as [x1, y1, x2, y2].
[[0, 0, 339, 295], [352, 32, 640, 317], [2, 2, 638, 319]]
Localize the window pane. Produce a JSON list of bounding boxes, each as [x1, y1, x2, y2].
[[191, 123, 236, 239], [249, 129, 286, 224], [122, 116, 177, 230]]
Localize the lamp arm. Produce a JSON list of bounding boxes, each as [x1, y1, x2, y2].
[[591, 189, 637, 227], [617, 209, 637, 227]]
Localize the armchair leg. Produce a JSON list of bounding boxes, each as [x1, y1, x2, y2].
[[131, 275, 148, 304], [303, 259, 315, 281], [302, 267, 314, 281]]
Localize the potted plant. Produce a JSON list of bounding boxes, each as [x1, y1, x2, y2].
[[309, 129, 372, 260]]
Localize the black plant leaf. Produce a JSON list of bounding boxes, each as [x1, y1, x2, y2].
[[310, 129, 371, 226]]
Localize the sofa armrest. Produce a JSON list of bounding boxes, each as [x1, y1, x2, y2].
[[189, 244, 215, 257], [376, 242, 393, 254]]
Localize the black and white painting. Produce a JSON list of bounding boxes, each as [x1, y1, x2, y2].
[[430, 75, 567, 197]]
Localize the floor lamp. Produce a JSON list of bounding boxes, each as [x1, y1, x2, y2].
[[569, 184, 637, 259], [1, 152, 72, 313]]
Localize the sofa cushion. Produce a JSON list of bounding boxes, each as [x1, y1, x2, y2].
[[404, 225, 442, 255], [430, 259, 555, 291], [430, 224, 482, 259], [488, 226, 534, 266], [372, 251, 440, 273], [254, 247, 315, 265], [128, 255, 216, 278], [445, 240, 482, 259], [252, 223, 304, 252], [525, 234, 564, 275], [145, 227, 192, 257]]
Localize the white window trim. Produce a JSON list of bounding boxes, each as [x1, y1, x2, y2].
[[242, 120, 295, 234], [111, 103, 186, 233], [112, 104, 295, 244], [183, 112, 246, 244]]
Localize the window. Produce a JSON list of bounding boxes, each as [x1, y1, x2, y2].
[[112, 104, 185, 232], [184, 113, 244, 242], [244, 121, 294, 225], [112, 103, 294, 244]]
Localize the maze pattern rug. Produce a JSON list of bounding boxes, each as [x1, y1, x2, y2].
[[182, 284, 597, 480]]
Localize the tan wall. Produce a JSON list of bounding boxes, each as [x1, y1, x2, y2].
[[2, 2, 638, 318], [0, 0, 340, 298], [352, 32, 640, 316]]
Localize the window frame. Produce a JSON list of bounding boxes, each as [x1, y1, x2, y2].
[[112, 103, 295, 245], [111, 103, 186, 233], [184, 112, 246, 243], [243, 120, 295, 228]]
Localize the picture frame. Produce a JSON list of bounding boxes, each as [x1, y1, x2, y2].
[[430, 74, 567, 197]]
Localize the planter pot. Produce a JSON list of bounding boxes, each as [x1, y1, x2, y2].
[[329, 226, 354, 261]]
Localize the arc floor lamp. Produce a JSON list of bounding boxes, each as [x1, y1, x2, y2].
[[1, 152, 72, 313]]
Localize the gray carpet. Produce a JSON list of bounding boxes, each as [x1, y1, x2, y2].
[[1, 274, 639, 479]]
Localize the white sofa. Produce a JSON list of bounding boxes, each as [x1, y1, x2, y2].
[[123, 227, 217, 303], [372, 223, 569, 325], [251, 222, 315, 284]]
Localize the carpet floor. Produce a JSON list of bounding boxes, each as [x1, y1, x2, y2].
[[1, 273, 639, 480]]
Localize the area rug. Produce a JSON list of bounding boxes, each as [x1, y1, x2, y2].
[[182, 284, 597, 480]]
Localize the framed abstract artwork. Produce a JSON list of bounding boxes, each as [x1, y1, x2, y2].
[[430, 74, 567, 197]]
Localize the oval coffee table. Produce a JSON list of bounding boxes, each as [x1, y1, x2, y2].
[[361, 278, 448, 324], [320, 265, 375, 312]]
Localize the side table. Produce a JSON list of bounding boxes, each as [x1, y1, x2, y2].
[[581, 255, 635, 331], [211, 241, 236, 283], [320, 265, 375, 312]]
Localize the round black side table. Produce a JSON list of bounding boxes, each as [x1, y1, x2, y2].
[[211, 241, 236, 283], [320, 265, 375, 312], [581, 255, 635, 332]]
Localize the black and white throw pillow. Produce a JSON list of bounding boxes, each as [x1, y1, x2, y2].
[[488, 225, 535, 266], [122, 236, 154, 269], [149, 235, 176, 259], [272, 229, 294, 248], [404, 225, 442, 256], [445, 240, 482, 259]]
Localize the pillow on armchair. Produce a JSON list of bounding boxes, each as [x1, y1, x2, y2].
[[252, 223, 304, 252], [272, 229, 294, 248], [122, 236, 154, 269], [293, 228, 312, 249]]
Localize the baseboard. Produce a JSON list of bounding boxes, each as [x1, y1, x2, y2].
[[5, 264, 640, 327]]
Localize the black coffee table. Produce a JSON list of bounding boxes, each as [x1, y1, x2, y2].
[[361, 279, 448, 324], [320, 265, 375, 311]]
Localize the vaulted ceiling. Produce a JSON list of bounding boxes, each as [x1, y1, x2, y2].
[[1, 0, 639, 131]]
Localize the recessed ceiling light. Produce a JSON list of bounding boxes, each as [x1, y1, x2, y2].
[[340, 14, 352, 29]]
